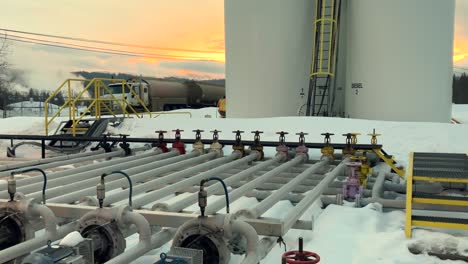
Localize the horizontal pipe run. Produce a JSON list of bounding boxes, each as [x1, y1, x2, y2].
[[205, 154, 305, 215], [283, 158, 349, 233], [161, 154, 280, 212], [0, 221, 77, 263], [0, 148, 124, 178], [0, 133, 383, 150], [128, 152, 244, 208], [248, 159, 329, 218], [47, 151, 204, 204], [83, 151, 216, 206], [17, 151, 180, 201], [0, 148, 108, 173], [0, 146, 153, 191]]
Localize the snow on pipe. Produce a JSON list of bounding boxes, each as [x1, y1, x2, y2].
[[283, 158, 350, 233], [6, 150, 179, 201], [236, 159, 330, 219], [205, 154, 307, 215], [74, 151, 208, 206], [18, 149, 169, 196], [231, 218, 260, 264], [0, 148, 108, 173], [128, 151, 244, 209], [0, 219, 76, 263], [0, 148, 125, 178], [155, 151, 277, 212], [46, 151, 202, 204], [11, 145, 154, 187]]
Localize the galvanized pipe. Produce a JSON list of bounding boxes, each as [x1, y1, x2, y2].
[[47, 151, 205, 204], [157, 153, 279, 212], [0, 221, 77, 263], [7, 150, 179, 200], [0, 145, 153, 191], [127, 152, 244, 209], [0, 149, 124, 178], [283, 158, 349, 233], [238, 159, 329, 219], [205, 154, 305, 215], [0, 149, 109, 172]]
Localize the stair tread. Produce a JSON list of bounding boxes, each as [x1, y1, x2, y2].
[[413, 193, 468, 201], [412, 215, 468, 224]]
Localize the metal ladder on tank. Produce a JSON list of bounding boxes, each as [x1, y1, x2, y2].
[[305, 0, 341, 116]]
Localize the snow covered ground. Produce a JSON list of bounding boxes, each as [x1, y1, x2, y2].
[[1, 107, 468, 263]]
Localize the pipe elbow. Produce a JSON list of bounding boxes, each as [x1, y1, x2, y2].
[[123, 211, 151, 245], [31, 203, 57, 237], [230, 220, 259, 264]]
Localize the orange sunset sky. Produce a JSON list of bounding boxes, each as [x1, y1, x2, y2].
[[0, 0, 467, 89]]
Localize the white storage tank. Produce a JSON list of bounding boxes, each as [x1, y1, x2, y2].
[[225, 0, 315, 118], [344, 0, 455, 122]]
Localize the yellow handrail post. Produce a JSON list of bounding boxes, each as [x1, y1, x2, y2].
[[67, 79, 72, 120], [405, 152, 414, 238]]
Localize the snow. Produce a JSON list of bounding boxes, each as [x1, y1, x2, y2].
[[59, 231, 85, 247], [2, 106, 468, 263]]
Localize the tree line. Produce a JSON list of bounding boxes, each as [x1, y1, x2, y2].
[[453, 73, 468, 103]]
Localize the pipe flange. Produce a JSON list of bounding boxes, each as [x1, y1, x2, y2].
[[0, 205, 35, 263], [78, 215, 126, 263], [172, 219, 231, 264]]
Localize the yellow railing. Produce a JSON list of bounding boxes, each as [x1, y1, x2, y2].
[[45, 78, 152, 136], [310, 0, 338, 77]]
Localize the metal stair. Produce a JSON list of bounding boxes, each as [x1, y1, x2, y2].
[[405, 152, 468, 238], [305, 0, 342, 116]]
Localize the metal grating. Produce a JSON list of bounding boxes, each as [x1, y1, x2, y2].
[[168, 247, 203, 264], [413, 193, 468, 201], [412, 215, 468, 225], [412, 152, 468, 179]]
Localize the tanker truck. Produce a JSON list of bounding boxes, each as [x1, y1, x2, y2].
[[102, 79, 225, 112]]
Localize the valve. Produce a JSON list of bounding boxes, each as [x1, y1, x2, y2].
[[7, 172, 16, 202], [92, 134, 113, 152], [368, 128, 382, 145], [192, 129, 205, 154], [198, 181, 208, 217], [118, 134, 132, 156], [351, 132, 361, 145], [232, 130, 245, 156], [342, 133, 355, 156], [343, 161, 363, 201], [295, 132, 308, 158], [353, 152, 372, 186], [172, 129, 186, 154], [320, 133, 335, 160], [276, 131, 289, 156], [209, 130, 223, 157], [250, 130, 264, 160], [282, 237, 320, 264], [153, 130, 169, 152]]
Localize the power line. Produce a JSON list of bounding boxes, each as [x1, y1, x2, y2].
[[7, 37, 215, 61], [5, 34, 215, 61], [0, 28, 224, 54]]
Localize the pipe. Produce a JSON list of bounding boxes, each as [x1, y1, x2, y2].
[[283, 158, 349, 233], [104, 228, 176, 264], [0, 148, 162, 199], [0, 145, 154, 192], [30, 203, 57, 238], [0, 221, 76, 263], [47, 151, 203, 204], [127, 152, 245, 208], [160, 153, 279, 212], [231, 219, 259, 264], [238, 159, 329, 219], [0, 148, 124, 178], [205, 153, 304, 215], [0, 149, 109, 172]]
